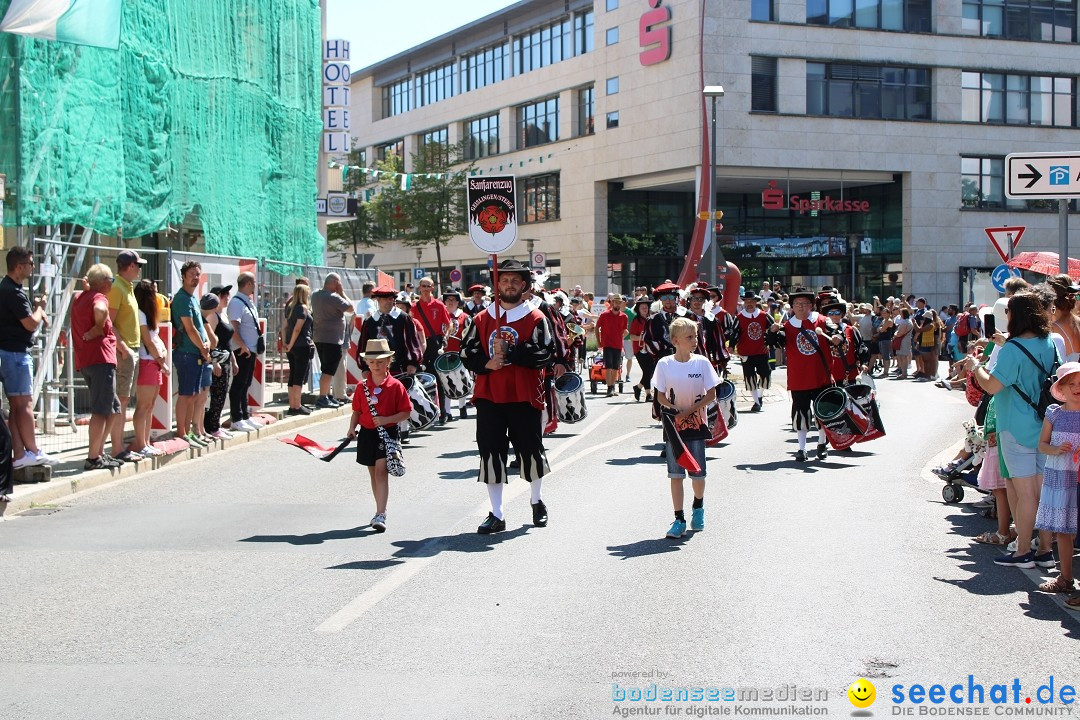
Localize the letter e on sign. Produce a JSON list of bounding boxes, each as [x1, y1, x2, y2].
[[639, 0, 672, 66]]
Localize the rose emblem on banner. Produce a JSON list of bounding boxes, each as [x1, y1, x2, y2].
[[478, 205, 508, 235]]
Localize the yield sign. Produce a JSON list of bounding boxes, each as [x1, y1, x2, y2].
[[984, 226, 1025, 263]]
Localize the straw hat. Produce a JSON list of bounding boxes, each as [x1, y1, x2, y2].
[[360, 339, 395, 360]]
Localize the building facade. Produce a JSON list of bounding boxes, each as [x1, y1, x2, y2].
[[348, 0, 1080, 306]]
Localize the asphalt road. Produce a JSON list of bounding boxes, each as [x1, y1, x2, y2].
[[1, 370, 1077, 720]]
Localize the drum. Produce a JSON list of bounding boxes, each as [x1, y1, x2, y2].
[[554, 372, 587, 424], [434, 352, 473, 400], [813, 386, 870, 450], [395, 374, 438, 431], [845, 383, 886, 443], [705, 400, 729, 447], [715, 379, 738, 429]]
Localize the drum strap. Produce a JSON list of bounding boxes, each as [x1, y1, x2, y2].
[[797, 328, 836, 388]]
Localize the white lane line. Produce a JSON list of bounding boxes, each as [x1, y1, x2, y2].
[[315, 424, 649, 633]]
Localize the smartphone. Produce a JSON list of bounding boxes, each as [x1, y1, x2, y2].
[[984, 314, 996, 337]]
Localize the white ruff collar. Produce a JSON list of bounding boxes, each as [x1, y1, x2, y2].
[[788, 312, 818, 329], [740, 309, 761, 319], [371, 307, 401, 322], [486, 302, 532, 323]]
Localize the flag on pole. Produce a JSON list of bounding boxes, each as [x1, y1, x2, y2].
[[400, 173, 412, 191], [660, 412, 702, 474], [279, 435, 352, 462], [1, 0, 122, 50]]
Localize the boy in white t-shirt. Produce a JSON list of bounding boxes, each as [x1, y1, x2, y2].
[[652, 317, 720, 538]]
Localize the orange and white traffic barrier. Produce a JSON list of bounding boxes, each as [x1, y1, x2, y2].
[[345, 315, 364, 386], [248, 318, 266, 409], [150, 323, 174, 440]]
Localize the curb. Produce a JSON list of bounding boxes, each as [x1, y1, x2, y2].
[[0, 403, 352, 518]]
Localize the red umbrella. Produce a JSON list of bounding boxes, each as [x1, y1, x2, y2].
[[1006, 251, 1080, 279]]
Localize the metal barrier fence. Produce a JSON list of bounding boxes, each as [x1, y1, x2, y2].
[[14, 235, 377, 457]]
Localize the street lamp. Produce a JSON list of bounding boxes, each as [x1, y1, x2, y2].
[[703, 85, 725, 288], [847, 235, 859, 300]]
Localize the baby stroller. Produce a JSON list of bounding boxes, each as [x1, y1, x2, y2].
[[936, 420, 988, 503], [589, 352, 624, 395]]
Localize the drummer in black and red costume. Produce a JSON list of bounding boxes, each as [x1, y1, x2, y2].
[[460, 259, 557, 534], [463, 284, 488, 318], [642, 282, 691, 362], [439, 289, 471, 421], [821, 299, 867, 386], [356, 285, 423, 377], [523, 281, 572, 435], [734, 292, 772, 413], [765, 287, 844, 462], [684, 282, 730, 378]]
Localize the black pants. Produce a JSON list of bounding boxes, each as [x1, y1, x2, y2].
[[230, 350, 257, 422], [205, 361, 231, 432], [635, 351, 656, 390], [475, 399, 549, 485], [0, 412, 12, 497]]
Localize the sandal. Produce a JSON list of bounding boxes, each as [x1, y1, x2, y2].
[[1066, 594, 1080, 610], [1038, 577, 1075, 593], [974, 531, 1013, 545]]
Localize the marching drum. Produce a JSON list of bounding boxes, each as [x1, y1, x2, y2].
[[715, 379, 738, 430], [395, 374, 438, 431], [705, 400, 729, 446], [845, 383, 885, 443], [433, 352, 473, 400], [554, 372, 588, 424], [813, 386, 871, 450]]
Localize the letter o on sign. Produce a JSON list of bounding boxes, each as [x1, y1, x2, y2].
[[323, 62, 351, 84]]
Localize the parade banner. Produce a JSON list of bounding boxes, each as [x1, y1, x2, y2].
[[467, 176, 517, 254]]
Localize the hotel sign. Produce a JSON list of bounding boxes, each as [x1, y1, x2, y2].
[[323, 40, 350, 155], [761, 180, 871, 214], [639, 0, 672, 66]]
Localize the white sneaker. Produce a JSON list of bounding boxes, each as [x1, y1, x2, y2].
[[33, 450, 60, 466], [12, 453, 36, 469], [247, 418, 264, 428], [232, 420, 253, 432]]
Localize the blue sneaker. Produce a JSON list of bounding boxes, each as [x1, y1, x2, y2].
[[994, 552, 1035, 569], [690, 507, 705, 531], [666, 519, 687, 539]]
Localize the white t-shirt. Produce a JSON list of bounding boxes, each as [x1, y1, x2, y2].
[[137, 310, 167, 361], [652, 353, 721, 438]]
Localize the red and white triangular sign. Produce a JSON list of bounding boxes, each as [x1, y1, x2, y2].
[[985, 226, 1025, 264]]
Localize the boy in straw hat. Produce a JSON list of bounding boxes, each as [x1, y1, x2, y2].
[[347, 339, 413, 533]]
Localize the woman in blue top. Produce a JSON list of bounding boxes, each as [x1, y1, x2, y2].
[[969, 291, 1058, 568]]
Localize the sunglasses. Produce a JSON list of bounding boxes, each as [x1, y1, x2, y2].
[[660, 294, 677, 301], [827, 310, 843, 315]]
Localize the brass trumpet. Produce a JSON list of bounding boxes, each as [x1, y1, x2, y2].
[[566, 323, 585, 337]]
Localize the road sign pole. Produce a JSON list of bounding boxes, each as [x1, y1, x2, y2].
[[1061, 199, 1070, 275], [1008, 232, 1014, 261]]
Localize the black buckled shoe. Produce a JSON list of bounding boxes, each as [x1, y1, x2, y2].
[[531, 501, 548, 527], [633, 385, 642, 402], [459, 407, 468, 419], [477, 512, 506, 535], [795, 449, 808, 462], [750, 401, 762, 413], [816, 443, 829, 460]]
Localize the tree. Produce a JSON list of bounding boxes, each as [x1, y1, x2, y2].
[[368, 139, 475, 288], [326, 144, 380, 260]]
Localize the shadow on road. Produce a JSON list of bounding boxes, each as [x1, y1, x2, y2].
[[239, 525, 378, 545], [439, 449, 478, 459], [326, 559, 407, 571], [734, 459, 856, 473], [389, 524, 532, 558], [607, 535, 695, 559]]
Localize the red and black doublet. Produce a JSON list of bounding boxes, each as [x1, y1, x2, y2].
[[735, 308, 772, 391], [357, 307, 423, 376], [460, 302, 557, 485], [766, 312, 840, 431]]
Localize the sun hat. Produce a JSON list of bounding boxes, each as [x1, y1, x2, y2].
[[1050, 361, 1080, 402], [360, 338, 395, 360]]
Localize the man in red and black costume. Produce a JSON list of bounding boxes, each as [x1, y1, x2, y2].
[[463, 284, 488, 318], [356, 286, 423, 377], [766, 287, 844, 462], [523, 281, 573, 435], [684, 282, 730, 377], [734, 292, 772, 413], [821, 299, 867, 385], [460, 259, 557, 534], [642, 282, 690, 362]]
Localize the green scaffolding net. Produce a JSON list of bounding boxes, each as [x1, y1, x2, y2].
[[0, 0, 324, 266]]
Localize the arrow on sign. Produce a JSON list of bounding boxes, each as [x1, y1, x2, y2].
[[1017, 164, 1043, 189], [984, 226, 1026, 264]]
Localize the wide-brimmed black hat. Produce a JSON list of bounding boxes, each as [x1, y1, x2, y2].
[[821, 300, 847, 315], [494, 258, 532, 282], [633, 296, 652, 312], [742, 292, 761, 303], [442, 289, 462, 302], [788, 286, 816, 302]]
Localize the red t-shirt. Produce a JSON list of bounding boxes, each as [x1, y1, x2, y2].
[[595, 309, 628, 350], [412, 298, 451, 337], [629, 315, 648, 354], [71, 290, 117, 372], [351, 374, 412, 430]]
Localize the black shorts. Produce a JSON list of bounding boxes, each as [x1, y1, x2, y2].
[[315, 342, 343, 376], [355, 424, 400, 467], [286, 348, 312, 387], [602, 347, 622, 369]]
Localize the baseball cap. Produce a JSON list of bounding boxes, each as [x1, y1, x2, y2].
[[210, 285, 232, 295], [199, 293, 220, 310], [117, 249, 147, 267]]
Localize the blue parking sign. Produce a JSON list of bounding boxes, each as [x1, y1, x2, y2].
[[991, 263, 1020, 293], [413, 267, 425, 280]]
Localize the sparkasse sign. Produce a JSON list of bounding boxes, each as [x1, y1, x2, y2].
[[761, 180, 870, 214]]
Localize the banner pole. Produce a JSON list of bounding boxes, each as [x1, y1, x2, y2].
[[491, 254, 499, 327]]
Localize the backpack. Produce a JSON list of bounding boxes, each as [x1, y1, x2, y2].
[[955, 312, 969, 337], [1006, 339, 1061, 420]]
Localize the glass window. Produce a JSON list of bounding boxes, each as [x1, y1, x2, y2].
[[518, 97, 560, 148], [806, 62, 826, 115], [751, 57, 778, 112], [805, 62, 931, 120], [376, 139, 404, 162], [808, 0, 935, 29], [606, 111, 620, 128], [807, 0, 829, 23], [420, 127, 449, 164], [578, 86, 595, 136], [752, 0, 776, 20], [519, 174, 560, 223], [962, 71, 1074, 126], [830, 0, 854, 25], [606, 76, 619, 95], [960, 0, 1076, 40], [415, 62, 455, 109], [513, 18, 572, 75], [574, 11, 595, 55], [461, 44, 507, 93], [381, 78, 411, 118], [464, 114, 499, 159], [606, 0, 618, 10], [606, 26, 620, 45]]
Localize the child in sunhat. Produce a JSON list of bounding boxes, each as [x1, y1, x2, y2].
[[1035, 361, 1080, 605], [347, 339, 413, 533]]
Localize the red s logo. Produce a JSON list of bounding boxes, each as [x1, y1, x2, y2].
[[639, 0, 672, 66], [762, 180, 785, 210]]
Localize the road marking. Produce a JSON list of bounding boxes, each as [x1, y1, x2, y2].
[[315, 425, 649, 633]]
